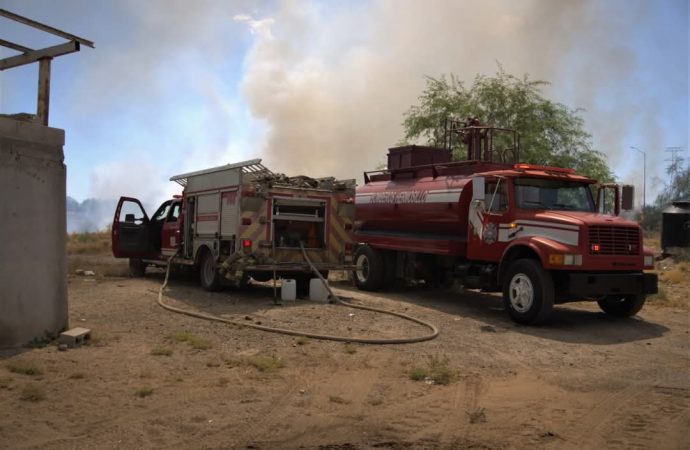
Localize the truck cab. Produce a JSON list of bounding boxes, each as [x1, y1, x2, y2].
[[111, 196, 184, 275]]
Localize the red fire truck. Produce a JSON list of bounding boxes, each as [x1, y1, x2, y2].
[[352, 121, 657, 324], [111, 159, 355, 292]]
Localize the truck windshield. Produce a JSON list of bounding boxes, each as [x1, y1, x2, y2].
[[515, 178, 594, 212]]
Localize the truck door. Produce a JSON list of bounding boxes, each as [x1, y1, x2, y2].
[[467, 177, 510, 262], [161, 200, 182, 256], [112, 197, 151, 258]]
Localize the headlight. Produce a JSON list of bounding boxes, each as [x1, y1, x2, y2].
[[549, 254, 582, 266], [644, 255, 654, 268]]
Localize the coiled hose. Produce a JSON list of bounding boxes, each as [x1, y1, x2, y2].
[[156, 249, 439, 344]]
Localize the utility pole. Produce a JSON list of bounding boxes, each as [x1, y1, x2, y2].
[[665, 147, 685, 179], [630, 146, 646, 209]]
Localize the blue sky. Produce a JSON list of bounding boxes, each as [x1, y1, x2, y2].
[[1, 0, 688, 224]]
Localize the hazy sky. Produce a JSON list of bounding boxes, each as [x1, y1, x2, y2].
[[1, 0, 688, 219]]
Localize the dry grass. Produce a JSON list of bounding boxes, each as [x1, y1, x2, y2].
[[20, 384, 46, 402], [6, 361, 43, 376], [248, 355, 285, 373], [409, 354, 456, 385], [167, 331, 213, 350], [467, 407, 487, 424], [328, 395, 350, 404], [135, 387, 154, 398], [0, 377, 12, 389], [661, 263, 689, 285], [67, 231, 111, 255], [151, 347, 173, 357]]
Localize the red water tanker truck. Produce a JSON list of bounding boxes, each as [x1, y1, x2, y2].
[[352, 121, 658, 324]]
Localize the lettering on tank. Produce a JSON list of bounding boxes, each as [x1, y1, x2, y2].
[[370, 190, 428, 204], [356, 188, 462, 205]]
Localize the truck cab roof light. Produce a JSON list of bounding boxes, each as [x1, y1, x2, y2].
[[514, 163, 575, 174]]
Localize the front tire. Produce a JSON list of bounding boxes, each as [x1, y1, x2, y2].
[[129, 258, 146, 277], [597, 295, 646, 317], [199, 249, 222, 291], [353, 246, 384, 291], [502, 259, 554, 325]]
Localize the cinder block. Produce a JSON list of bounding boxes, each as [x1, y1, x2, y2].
[[58, 327, 91, 347]]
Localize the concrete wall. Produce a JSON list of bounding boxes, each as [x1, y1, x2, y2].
[[0, 116, 67, 348]]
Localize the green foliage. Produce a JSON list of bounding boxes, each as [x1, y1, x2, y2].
[[639, 161, 690, 231], [408, 354, 456, 385], [402, 67, 613, 182]]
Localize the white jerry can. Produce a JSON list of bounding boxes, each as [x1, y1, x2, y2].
[[281, 279, 296, 301], [309, 278, 329, 302]]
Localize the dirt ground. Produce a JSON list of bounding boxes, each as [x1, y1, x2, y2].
[[1, 255, 689, 450]]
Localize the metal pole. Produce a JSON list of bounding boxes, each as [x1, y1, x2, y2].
[[37, 57, 51, 125]]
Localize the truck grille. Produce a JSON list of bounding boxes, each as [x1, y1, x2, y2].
[[589, 225, 640, 255]]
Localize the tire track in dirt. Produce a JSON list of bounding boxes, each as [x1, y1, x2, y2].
[[560, 382, 690, 450]]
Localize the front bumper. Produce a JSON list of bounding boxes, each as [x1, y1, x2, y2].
[[565, 272, 658, 297]]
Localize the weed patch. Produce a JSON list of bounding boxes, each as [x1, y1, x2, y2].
[[328, 395, 350, 404], [408, 354, 456, 385], [151, 347, 173, 356], [467, 407, 486, 424], [20, 384, 45, 402], [0, 377, 12, 389], [168, 331, 212, 350], [136, 387, 154, 398], [344, 343, 357, 354], [248, 355, 285, 373], [295, 336, 308, 346], [6, 361, 43, 376], [69, 372, 86, 380]]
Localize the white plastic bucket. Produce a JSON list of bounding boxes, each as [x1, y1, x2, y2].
[[281, 279, 296, 301], [309, 278, 329, 302]]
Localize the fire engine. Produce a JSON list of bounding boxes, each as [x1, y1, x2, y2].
[[353, 120, 658, 324], [111, 159, 355, 292]]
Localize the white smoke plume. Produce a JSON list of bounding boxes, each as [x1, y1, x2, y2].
[[235, 0, 687, 204]]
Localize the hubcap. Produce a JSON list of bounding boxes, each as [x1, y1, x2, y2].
[[355, 254, 370, 283], [508, 273, 534, 313]]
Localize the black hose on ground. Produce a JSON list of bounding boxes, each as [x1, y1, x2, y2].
[[156, 250, 439, 344]]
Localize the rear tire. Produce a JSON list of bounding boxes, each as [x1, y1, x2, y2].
[[199, 249, 222, 291], [353, 245, 384, 291], [597, 295, 646, 317], [129, 258, 146, 277], [502, 259, 554, 325]]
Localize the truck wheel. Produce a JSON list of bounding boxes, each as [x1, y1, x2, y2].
[[597, 295, 646, 317], [129, 258, 146, 277], [503, 259, 554, 325], [199, 249, 222, 292], [353, 246, 384, 291]]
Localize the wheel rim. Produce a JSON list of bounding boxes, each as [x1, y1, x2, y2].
[[508, 273, 534, 313], [355, 254, 369, 284]]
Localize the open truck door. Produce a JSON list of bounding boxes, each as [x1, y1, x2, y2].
[[112, 197, 151, 258]]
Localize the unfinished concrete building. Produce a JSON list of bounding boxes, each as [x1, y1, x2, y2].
[[0, 9, 93, 347]]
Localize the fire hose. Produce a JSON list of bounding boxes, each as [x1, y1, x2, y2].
[[156, 248, 439, 344]]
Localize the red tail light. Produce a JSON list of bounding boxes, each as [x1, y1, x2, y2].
[[591, 243, 600, 253], [242, 239, 252, 254]]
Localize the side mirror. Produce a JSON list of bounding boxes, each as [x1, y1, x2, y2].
[[621, 185, 634, 211], [472, 176, 485, 201], [125, 213, 135, 223]]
